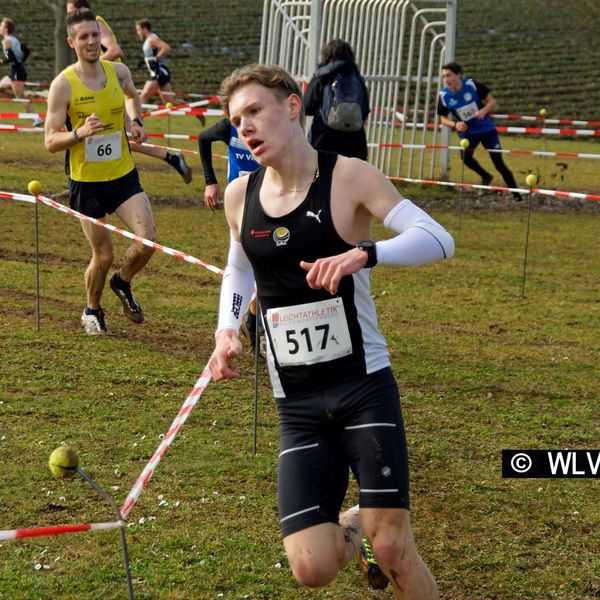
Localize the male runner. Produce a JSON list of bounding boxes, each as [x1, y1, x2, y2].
[[438, 61, 522, 201], [208, 63, 454, 598], [65, 1, 191, 184], [0, 17, 43, 126], [45, 8, 156, 335]]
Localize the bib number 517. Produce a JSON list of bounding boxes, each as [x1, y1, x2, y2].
[[286, 324, 329, 354]]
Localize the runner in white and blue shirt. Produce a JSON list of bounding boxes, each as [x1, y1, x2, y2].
[[437, 61, 522, 201]]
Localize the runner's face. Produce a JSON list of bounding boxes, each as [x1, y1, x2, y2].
[[68, 20, 101, 63], [135, 25, 147, 41], [442, 69, 462, 92], [228, 83, 299, 165]]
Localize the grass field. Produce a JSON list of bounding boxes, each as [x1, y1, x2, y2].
[[1, 107, 599, 600]]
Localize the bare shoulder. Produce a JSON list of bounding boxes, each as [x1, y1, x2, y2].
[[333, 155, 390, 188], [332, 155, 405, 222], [48, 73, 70, 102], [111, 61, 131, 78], [333, 155, 399, 198]]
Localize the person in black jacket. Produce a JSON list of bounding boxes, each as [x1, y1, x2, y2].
[[304, 39, 370, 160]]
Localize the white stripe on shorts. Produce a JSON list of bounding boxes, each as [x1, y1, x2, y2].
[[280, 505, 320, 523], [360, 488, 399, 493], [279, 443, 319, 457], [344, 423, 397, 430]]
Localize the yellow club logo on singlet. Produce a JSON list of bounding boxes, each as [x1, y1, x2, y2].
[[273, 227, 290, 246]]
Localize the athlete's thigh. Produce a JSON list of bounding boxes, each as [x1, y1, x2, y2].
[[115, 192, 156, 239], [80, 218, 113, 255], [360, 506, 414, 545], [283, 521, 341, 567], [278, 425, 349, 537], [480, 130, 501, 150], [158, 82, 173, 102], [142, 79, 159, 98], [341, 370, 409, 509], [11, 80, 25, 99]]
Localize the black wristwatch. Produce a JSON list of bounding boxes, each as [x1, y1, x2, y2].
[[133, 117, 144, 127], [356, 240, 378, 269]]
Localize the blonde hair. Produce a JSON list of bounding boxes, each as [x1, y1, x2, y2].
[[219, 63, 304, 126]]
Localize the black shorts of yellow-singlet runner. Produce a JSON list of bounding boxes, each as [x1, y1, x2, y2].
[[276, 366, 409, 537], [68, 168, 144, 219]]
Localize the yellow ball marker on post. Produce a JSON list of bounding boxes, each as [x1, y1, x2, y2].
[[525, 173, 538, 187], [48, 446, 79, 478], [539, 108, 548, 117], [28, 180, 42, 196]]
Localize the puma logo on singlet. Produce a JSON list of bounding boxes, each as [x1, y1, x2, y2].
[[306, 209, 322, 224]]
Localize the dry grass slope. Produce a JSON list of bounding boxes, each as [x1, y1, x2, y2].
[[1, 0, 599, 117]]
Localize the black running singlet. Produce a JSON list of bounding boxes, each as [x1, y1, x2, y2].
[[241, 151, 389, 398]]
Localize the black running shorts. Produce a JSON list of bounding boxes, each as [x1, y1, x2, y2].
[[69, 168, 144, 218], [10, 63, 27, 82], [275, 367, 410, 538]]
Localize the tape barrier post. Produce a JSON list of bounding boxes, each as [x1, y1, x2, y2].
[[76, 467, 134, 600], [34, 199, 41, 332], [120, 368, 212, 520]]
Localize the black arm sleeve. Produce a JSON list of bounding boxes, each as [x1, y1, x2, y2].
[[473, 80, 491, 103], [437, 96, 450, 117], [198, 118, 232, 186]]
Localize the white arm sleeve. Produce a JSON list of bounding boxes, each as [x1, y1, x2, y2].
[[215, 234, 255, 334], [375, 199, 455, 266]]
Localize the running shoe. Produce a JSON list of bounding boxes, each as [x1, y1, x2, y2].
[[174, 152, 192, 184], [240, 311, 266, 362], [481, 173, 493, 187], [240, 311, 256, 349], [81, 308, 108, 335], [32, 117, 44, 128], [359, 538, 389, 590], [110, 273, 144, 323]]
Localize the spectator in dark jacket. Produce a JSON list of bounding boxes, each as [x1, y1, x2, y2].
[[304, 39, 370, 160]]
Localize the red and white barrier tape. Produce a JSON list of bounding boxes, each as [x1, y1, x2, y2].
[[493, 114, 600, 127], [388, 176, 600, 202], [0, 191, 224, 276], [143, 99, 208, 119], [0, 521, 121, 541], [395, 121, 600, 137], [0, 98, 46, 104], [369, 142, 600, 160], [120, 368, 212, 519], [0, 112, 45, 120], [496, 125, 600, 137], [0, 124, 42, 132]]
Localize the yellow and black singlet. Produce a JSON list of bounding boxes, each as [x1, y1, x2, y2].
[[63, 60, 133, 182]]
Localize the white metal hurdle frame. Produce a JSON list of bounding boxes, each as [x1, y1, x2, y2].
[[259, 0, 457, 179]]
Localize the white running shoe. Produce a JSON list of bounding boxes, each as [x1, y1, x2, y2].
[[81, 309, 108, 335]]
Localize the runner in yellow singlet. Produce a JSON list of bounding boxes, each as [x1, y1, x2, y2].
[[45, 8, 156, 335], [65, 0, 192, 184]]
